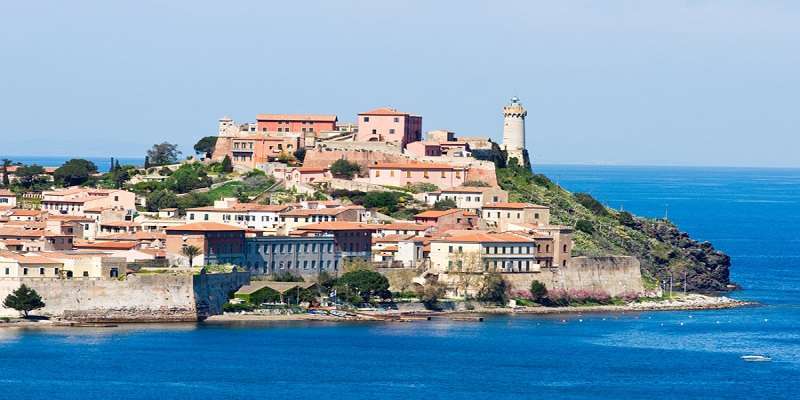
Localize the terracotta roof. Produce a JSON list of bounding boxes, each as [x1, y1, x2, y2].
[[358, 107, 410, 116], [298, 166, 329, 173], [164, 222, 245, 233], [96, 231, 166, 241], [483, 202, 549, 210], [0, 251, 61, 264], [296, 221, 377, 232], [414, 209, 461, 219], [99, 220, 141, 228], [371, 162, 461, 170], [0, 189, 14, 196], [9, 209, 42, 216], [256, 114, 337, 122], [374, 223, 428, 231], [281, 206, 362, 217], [187, 203, 290, 213], [433, 232, 534, 244], [439, 186, 498, 193], [0, 228, 45, 238], [46, 215, 94, 222], [73, 241, 138, 250]]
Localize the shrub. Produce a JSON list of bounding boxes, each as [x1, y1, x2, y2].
[[617, 211, 637, 227], [529, 280, 548, 303], [409, 182, 439, 193], [330, 159, 361, 179], [477, 273, 509, 305], [418, 281, 447, 310], [619, 290, 641, 303], [223, 302, 255, 313], [432, 198, 457, 211], [574, 192, 609, 217], [575, 219, 595, 234], [462, 180, 490, 187], [511, 290, 533, 300]]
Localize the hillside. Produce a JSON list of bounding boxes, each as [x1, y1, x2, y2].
[[496, 162, 732, 293]]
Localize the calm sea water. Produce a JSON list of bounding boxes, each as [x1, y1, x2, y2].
[[1, 164, 799, 399], [1, 156, 143, 172]]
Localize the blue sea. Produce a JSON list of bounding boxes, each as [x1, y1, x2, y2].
[[1, 165, 799, 399], [1, 156, 143, 172]]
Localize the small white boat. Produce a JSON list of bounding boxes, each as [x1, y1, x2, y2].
[[741, 355, 772, 362]]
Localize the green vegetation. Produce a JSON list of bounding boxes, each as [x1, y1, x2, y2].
[[477, 273, 510, 305], [329, 188, 421, 219], [221, 155, 233, 173], [495, 158, 731, 291], [432, 198, 457, 211], [3, 284, 45, 318], [193, 136, 218, 158], [418, 279, 447, 310], [408, 182, 438, 193], [330, 159, 361, 179], [334, 269, 391, 303], [181, 245, 201, 268], [462, 180, 490, 187], [529, 280, 548, 303], [146, 142, 181, 166], [54, 159, 98, 187]]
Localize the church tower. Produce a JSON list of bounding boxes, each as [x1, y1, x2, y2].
[[501, 96, 527, 165]]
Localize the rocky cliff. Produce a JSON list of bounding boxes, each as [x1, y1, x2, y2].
[[495, 162, 732, 292]]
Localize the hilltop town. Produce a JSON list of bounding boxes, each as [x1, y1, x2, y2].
[[0, 98, 736, 321]]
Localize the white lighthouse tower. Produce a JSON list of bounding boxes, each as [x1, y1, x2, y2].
[[501, 96, 528, 165]]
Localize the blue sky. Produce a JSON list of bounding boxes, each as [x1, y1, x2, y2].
[[1, 1, 798, 167]]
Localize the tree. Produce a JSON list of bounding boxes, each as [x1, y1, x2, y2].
[[143, 156, 151, 169], [221, 155, 233, 173], [146, 189, 178, 211], [181, 245, 202, 268], [617, 211, 637, 228], [362, 191, 403, 213], [433, 198, 457, 211], [164, 164, 212, 193], [417, 277, 446, 310], [1, 159, 12, 187], [336, 269, 390, 303], [330, 159, 360, 179], [293, 148, 307, 163], [54, 159, 98, 187], [477, 273, 510, 305], [147, 142, 181, 166], [575, 219, 594, 234], [14, 164, 46, 189], [574, 192, 609, 217], [3, 284, 45, 318], [529, 280, 548, 304], [450, 251, 485, 299], [193, 136, 218, 158]]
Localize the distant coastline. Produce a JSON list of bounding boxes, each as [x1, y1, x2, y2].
[[0, 155, 143, 171]]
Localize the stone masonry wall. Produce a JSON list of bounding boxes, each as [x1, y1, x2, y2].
[[0, 272, 250, 321]]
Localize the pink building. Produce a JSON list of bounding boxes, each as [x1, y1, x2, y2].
[[365, 162, 466, 188], [356, 107, 422, 148], [291, 166, 332, 184], [405, 141, 443, 157], [256, 114, 337, 134]]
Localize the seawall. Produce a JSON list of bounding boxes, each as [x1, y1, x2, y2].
[[0, 271, 250, 321]]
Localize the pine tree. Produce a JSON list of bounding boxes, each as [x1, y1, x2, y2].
[[110, 157, 115, 172], [3, 284, 45, 318], [144, 156, 150, 169], [221, 155, 233, 174]]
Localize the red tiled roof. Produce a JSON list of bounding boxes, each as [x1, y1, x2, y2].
[[188, 203, 290, 213], [414, 209, 460, 219], [375, 223, 428, 231], [256, 114, 337, 122], [483, 202, 548, 210], [165, 222, 245, 232], [433, 232, 534, 244], [73, 241, 138, 250], [296, 221, 377, 232], [358, 107, 410, 116], [0, 189, 14, 196], [9, 209, 42, 216], [371, 162, 461, 170]]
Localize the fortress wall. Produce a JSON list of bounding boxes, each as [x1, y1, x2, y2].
[[501, 256, 644, 297], [0, 272, 250, 321]]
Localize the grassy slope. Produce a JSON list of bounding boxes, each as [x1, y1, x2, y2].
[[496, 164, 731, 292]]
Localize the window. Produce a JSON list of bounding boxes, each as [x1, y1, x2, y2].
[[563, 244, 568, 253], [23, 268, 28, 275], [39, 268, 45, 275], [3, 268, 8, 275], [114, 196, 119, 201], [389, 129, 395, 134], [406, 171, 411, 178], [535, 213, 540, 219], [375, 170, 380, 177], [449, 245, 453, 253], [204, 214, 209, 221], [83, 271, 89, 277], [393, 117, 399, 122], [364, 116, 370, 122], [372, 129, 377, 134]]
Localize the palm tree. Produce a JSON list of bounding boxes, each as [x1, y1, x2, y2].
[[181, 245, 202, 268]]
